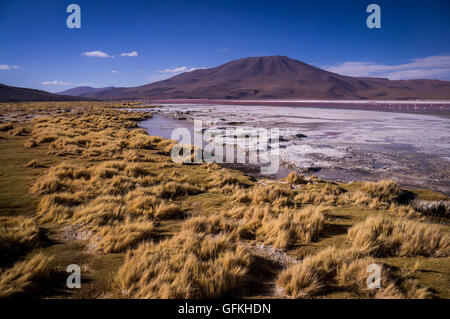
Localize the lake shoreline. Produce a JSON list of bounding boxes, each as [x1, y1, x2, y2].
[[138, 105, 450, 195], [142, 99, 450, 118]]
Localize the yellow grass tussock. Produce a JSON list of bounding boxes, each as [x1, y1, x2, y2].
[[0, 216, 47, 267], [24, 159, 44, 168], [0, 122, 14, 131], [0, 254, 51, 299], [284, 171, 308, 185], [360, 180, 404, 203], [91, 217, 155, 253], [233, 184, 293, 207], [117, 230, 251, 298], [224, 205, 327, 249], [347, 215, 449, 257], [277, 247, 430, 299]]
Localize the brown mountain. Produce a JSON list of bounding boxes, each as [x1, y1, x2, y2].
[[0, 83, 90, 102], [88, 56, 450, 100]]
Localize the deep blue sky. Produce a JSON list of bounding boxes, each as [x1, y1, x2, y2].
[[1, 0, 449, 92]]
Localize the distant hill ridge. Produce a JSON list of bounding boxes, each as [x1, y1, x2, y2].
[[0, 83, 89, 102], [2, 56, 450, 101], [86, 56, 450, 100]]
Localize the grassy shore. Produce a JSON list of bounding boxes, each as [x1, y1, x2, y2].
[[0, 101, 449, 299]]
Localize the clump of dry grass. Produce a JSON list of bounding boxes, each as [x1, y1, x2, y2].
[[126, 192, 158, 215], [31, 175, 70, 195], [24, 159, 44, 168], [257, 206, 326, 249], [71, 196, 127, 226], [38, 192, 84, 213], [224, 205, 327, 249], [128, 132, 155, 150], [294, 183, 346, 206], [23, 139, 37, 148], [124, 162, 153, 177], [122, 149, 153, 162], [9, 126, 28, 136], [341, 190, 387, 209], [208, 171, 241, 187], [0, 216, 48, 267], [336, 180, 412, 210], [205, 162, 221, 171], [147, 135, 162, 144], [150, 181, 202, 199], [117, 230, 251, 298], [360, 180, 404, 203], [277, 247, 430, 299], [103, 175, 138, 196], [31, 162, 92, 195], [284, 171, 308, 185], [205, 169, 252, 194], [277, 262, 323, 298], [347, 215, 449, 257], [233, 184, 293, 207], [334, 257, 430, 299], [0, 122, 14, 131], [36, 135, 57, 144], [72, 197, 158, 253], [387, 203, 418, 217], [156, 139, 178, 155], [0, 254, 51, 298], [232, 178, 347, 208], [153, 202, 184, 219], [91, 218, 155, 253]]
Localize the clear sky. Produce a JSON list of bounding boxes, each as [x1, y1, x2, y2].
[[1, 0, 449, 92]]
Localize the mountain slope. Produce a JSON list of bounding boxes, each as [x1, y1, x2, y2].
[[57, 86, 116, 97], [88, 56, 450, 100], [0, 83, 90, 102]]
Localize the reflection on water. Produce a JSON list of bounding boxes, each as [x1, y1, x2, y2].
[[140, 114, 194, 140]]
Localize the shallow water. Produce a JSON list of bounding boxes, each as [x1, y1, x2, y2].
[[139, 104, 450, 195]]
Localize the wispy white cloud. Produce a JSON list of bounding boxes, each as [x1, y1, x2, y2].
[[146, 73, 172, 83], [147, 65, 207, 83], [0, 64, 20, 70], [157, 66, 205, 74], [42, 80, 71, 85], [121, 51, 138, 57], [322, 55, 450, 80], [82, 51, 110, 58], [111, 70, 117, 73], [218, 48, 229, 52]]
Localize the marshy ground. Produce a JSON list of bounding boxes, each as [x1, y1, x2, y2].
[[0, 101, 449, 299]]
